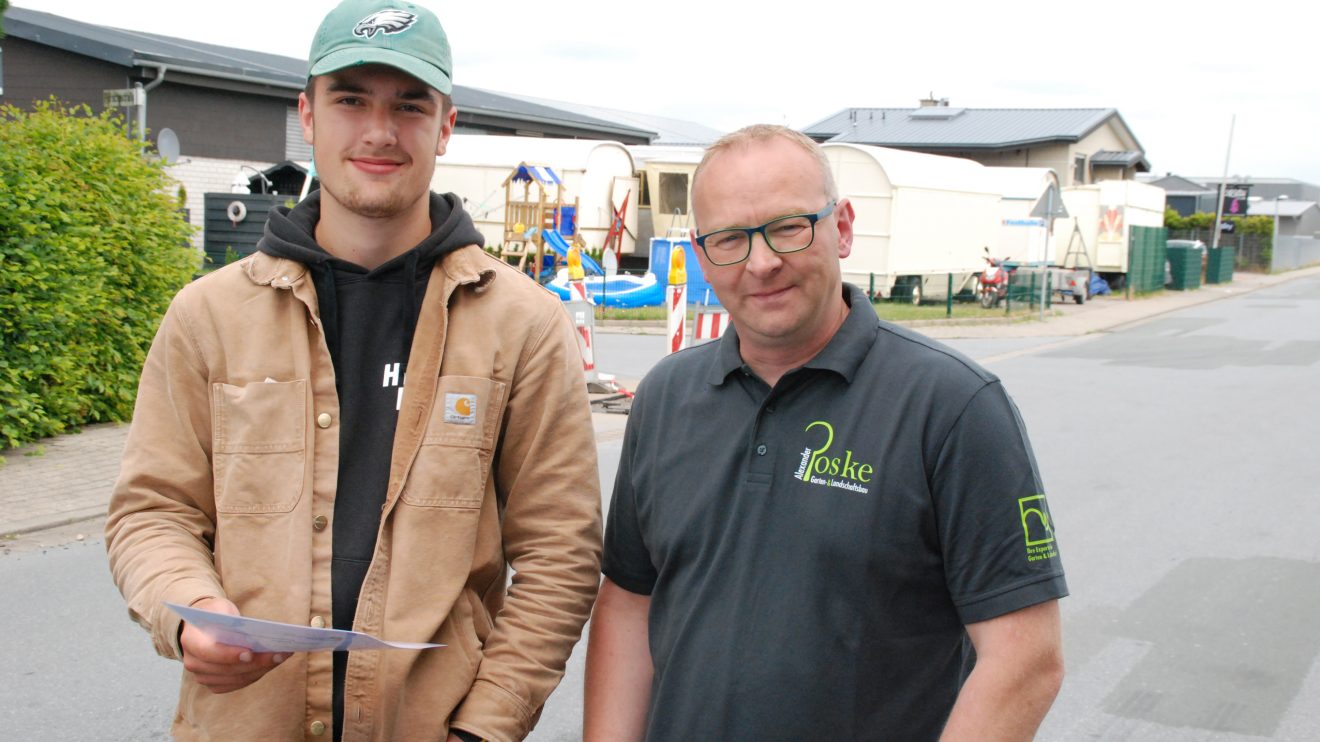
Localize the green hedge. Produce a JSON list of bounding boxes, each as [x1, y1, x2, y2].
[[0, 100, 197, 448]]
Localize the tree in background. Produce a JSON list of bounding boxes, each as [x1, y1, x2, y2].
[[0, 100, 197, 448]]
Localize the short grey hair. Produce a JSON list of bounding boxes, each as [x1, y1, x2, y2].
[[691, 124, 839, 225]]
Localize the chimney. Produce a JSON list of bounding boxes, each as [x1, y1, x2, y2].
[[919, 93, 950, 108]]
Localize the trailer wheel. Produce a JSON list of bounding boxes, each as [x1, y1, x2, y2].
[[909, 281, 923, 305]]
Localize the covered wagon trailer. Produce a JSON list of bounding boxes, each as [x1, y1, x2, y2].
[[984, 167, 1059, 264], [431, 135, 638, 255], [822, 143, 1001, 302], [1051, 180, 1166, 274], [627, 145, 705, 264]]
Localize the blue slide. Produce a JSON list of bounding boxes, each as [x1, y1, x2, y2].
[[541, 228, 604, 275]]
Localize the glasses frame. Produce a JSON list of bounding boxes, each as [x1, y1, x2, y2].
[[694, 200, 837, 266]]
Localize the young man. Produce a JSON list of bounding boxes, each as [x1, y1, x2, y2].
[[105, 2, 602, 740], [584, 125, 1067, 740]]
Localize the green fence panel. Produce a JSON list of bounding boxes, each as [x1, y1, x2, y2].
[[1128, 225, 1169, 293], [1167, 244, 1202, 291], [1205, 247, 1235, 284]]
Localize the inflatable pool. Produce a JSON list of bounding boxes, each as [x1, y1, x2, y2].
[[546, 270, 665, 308]]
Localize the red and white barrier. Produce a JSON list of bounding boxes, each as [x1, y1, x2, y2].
[[667, 285, 688, 354], [693, 309, 729, 342]]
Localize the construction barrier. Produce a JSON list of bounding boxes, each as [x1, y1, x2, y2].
[[693, 308, 730, 343], [667, 248, 688, 355]]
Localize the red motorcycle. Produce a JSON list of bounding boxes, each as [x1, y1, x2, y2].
[[978, 248, 1014, 309]]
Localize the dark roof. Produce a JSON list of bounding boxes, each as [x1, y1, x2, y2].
[[5, 7, 656, 142], [803, 106, 1138, 151], [508, 93, 722, 145], [5, 7, 306, 89], [1142, 174, 1215, 194], [453, 88, 653, 142], [1090, 150, 1146, 168]]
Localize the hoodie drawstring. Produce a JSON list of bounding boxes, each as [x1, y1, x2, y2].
[[401, 250, 419, 371]]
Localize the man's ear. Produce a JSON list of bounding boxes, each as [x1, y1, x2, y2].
[[298, 91, 315, 147], [835, 198, 855, 260], [436, 105, 458, 156]]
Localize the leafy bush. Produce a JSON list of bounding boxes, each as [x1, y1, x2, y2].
[[1164, 210, 1274, 237], [0, 100, 197, 447]]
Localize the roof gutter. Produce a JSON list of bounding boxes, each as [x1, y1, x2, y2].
[[134, 58, 306, 91], [132, 64, 168, 144]]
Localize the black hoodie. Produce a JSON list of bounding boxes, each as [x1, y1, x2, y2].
[[257, 190, 485, 739]]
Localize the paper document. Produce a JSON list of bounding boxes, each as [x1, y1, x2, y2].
[[166, 603, 444, 653]]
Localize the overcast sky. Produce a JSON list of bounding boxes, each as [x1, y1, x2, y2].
[[19, 0, 1320, 186]]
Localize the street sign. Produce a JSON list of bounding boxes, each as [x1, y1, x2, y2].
[[1222, 184, 1250, 217], [1030, 184, 1069, 220], [103, 87, 144, 108]]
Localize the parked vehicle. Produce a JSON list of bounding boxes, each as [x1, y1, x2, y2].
[[978, 248, 1015, 308]]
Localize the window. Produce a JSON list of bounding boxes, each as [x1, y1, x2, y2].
[[1073, 155, 1087, 185], [658, 172, 689, 216]]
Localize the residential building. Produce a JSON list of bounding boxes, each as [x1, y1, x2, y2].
[[803, 97, 1148, 186]]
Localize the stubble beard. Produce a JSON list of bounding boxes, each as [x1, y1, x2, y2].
[[321, 179, 419, 220]]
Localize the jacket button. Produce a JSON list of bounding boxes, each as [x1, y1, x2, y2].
[[310, 720, 326, 736], [312, 515, 328, 531], [316, 413, 332, 428], [310, 615, 326, 629], [756, 444, 768, 456]]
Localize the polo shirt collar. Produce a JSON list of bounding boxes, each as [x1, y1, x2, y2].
[[706, 282, 879, 386]]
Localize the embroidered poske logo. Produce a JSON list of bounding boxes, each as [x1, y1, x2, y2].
[[444, 393, 477, 425], [353, 10, 418, 39], [793, 420, 874, 494], [1018, 495, 1059, 562]]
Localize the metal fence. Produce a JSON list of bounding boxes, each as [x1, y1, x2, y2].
[[1168, 229, 1272, 272], [1272, 236, 1320, 272]]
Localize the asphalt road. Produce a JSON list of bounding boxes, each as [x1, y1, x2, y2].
[[2, 275, 1317, 741]]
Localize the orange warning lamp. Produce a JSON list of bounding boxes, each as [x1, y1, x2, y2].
[[668, 245, 687, 285], [568, 246, 585, 280]]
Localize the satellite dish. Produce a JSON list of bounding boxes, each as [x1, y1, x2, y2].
[[157, 128, 181, 163]]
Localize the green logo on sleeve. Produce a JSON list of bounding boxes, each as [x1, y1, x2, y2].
[[1018, 494, 1058, 562]]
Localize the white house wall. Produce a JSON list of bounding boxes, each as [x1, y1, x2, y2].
[[166, 156, 277, 251]]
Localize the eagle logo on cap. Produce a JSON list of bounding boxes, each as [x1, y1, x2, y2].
[[353, 10, 417, 38]]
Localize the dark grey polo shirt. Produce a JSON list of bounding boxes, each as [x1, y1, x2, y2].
[[603, 283, 1067, 741]]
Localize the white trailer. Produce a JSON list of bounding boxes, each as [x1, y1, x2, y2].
[[626, 145, 705, 259], [984, 167, 1060, 264], [431, 135, 639, 255], [822, 143, 1001, 303], [1051, 180, 1167, 273]]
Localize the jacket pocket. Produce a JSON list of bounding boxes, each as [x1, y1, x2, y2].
[[401, 375, 507, 509], [211, 379, 306, 514]]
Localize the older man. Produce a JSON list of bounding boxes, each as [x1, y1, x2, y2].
[[584, 125, 1066, 740], [106, 2, 601, 740]]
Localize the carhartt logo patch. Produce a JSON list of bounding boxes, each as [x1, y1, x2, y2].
[[353, 10, 417, 38], [444, 393, 477, 425]]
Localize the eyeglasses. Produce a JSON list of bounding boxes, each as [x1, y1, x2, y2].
[[694, 201, 836, 266]]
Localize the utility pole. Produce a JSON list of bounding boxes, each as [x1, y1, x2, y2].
[[1211, 115, 1235, 251]]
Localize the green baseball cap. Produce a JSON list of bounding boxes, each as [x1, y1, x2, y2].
[[308, 0, 453, 94]]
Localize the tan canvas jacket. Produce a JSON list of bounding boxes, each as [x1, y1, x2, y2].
[[106, 245, 602, 741]]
